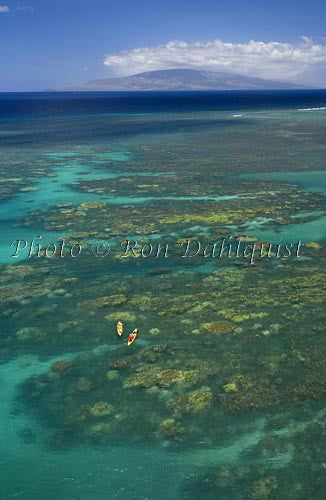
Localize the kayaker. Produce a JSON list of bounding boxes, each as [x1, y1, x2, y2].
[[128, 328, 138, 346]]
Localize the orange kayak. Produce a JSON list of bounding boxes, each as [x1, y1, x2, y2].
[[127, 328, 138, 347], [116, 321, 123, 337]]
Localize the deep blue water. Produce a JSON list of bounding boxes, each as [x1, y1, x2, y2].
[[1, 89, 326, 118]]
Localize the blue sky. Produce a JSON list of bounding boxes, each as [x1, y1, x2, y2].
[[1, 0, 326, 90]]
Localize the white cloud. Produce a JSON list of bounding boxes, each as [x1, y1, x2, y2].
[[0, 5, 9, 12], [104, 37, 326, 81], [17, 5, 35, 13]]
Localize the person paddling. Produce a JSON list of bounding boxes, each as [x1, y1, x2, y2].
[[127, 328, 138, 347]]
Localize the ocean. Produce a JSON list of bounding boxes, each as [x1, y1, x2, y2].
[[0, 91, 325, 499]]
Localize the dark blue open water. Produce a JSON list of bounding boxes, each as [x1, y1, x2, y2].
[[1, 89, 326, 117]]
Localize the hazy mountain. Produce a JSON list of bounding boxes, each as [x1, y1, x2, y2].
[[58, 68, 313, 91]]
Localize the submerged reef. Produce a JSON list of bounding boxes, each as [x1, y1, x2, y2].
[[19, 180, 322, 237], [2, 255, 325, 357], [181, 412, 326, 499], [13, 256, 325, 457]]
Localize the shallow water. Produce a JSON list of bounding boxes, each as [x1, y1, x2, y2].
[[237, 170, 326, 243], [0, 91, 325, 499]]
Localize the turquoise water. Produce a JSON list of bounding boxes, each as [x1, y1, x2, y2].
[[243, 214, 326, 244], [0, 354, 269, 500], [0, 151, 247, 264], [237, 171, 326, 243], [240, 170, 326, 195], [1, 160, 324, 262], [0, 91, 325, 499]]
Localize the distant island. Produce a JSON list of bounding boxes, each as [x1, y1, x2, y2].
[[58, 68, 315, 91]]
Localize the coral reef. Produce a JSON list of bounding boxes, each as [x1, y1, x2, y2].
[[167, 387, 213, 415], [89, 401, 114, 418]]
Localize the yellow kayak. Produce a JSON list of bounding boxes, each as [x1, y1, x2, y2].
[[116, 321, 123, 337], [127, 328, 138, 347]]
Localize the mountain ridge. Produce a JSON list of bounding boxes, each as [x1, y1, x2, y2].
[[58, 68, 316, 91]]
